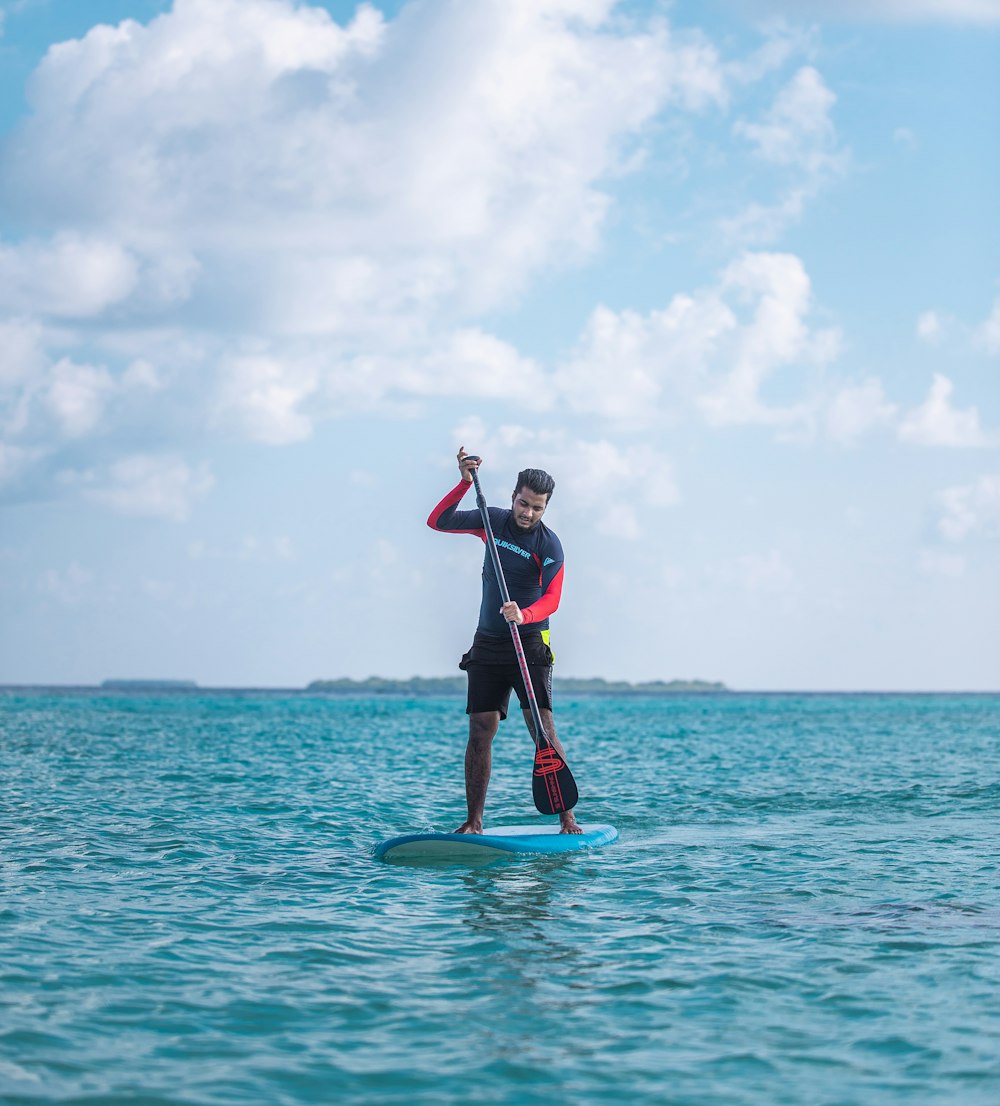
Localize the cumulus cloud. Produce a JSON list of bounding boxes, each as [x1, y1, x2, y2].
[[82, 454, 215, 521], [936, 474, 1000, 542], [978, 296, 1000, 355], [735, 66, 842, 175], [0, 0, 738, 504], [394, 330, 549, 403], [726, 66, 847, 244], [0, 234, 138, 317], [898, 374, 992, 448], [215, 351, 320, 445], [918, 550, 965, 578], [825, 378, 897, 443], [1, 0, 717, 333], [37, 562, 96, 605], [44, 359, 115, 437], [737, 0, 1000, 23], [555, 250, 840, 431], [452, 416, 679, 539], [698, 252, 839, 426], [914, 297, 1000, 355], [1, 333, 177, 458], [916, 310, 945, 344], [0, 442, 43, 488], [0, 317, 46, 391], [554, 293, 735, 423]]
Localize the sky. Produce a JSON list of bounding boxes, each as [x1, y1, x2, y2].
[[0, 0, 997, 691]]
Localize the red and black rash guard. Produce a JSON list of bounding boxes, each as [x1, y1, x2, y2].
[[427, 480, 565, 637]]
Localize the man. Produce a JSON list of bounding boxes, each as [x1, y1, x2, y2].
[[427, 446, 581, 835]]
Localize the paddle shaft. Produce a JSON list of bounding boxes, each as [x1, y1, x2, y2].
[[467, 464, 550, 750]]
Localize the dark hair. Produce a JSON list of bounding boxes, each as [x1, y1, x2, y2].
[[516, 467, 555, 502]]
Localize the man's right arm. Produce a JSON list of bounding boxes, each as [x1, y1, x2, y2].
[[426, 480, 484, 534], [427, 446, 487, 535]]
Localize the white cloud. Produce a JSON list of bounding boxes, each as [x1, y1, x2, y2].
[[912, 296, 1000, 355], [825, 378, 897, 443], [0, 317, 46, 389], [122, 359, 163, 391], [898, 374, 991, 448], [211, 327, 549, 442], [0, 442, 43, 488], [555, 251, 840, 430], [699, 251, 839, 427], [0, 0, 739, 505], [554, 293, 735, 423], [38, 561, 95, 605], [936, 474, 1000, 542], [740, 0, 1000, 24], [44, 358, 115, 437], [1, 0, 719, 334], [727, 67, 847, 245], [216, 352, 319, 445], [720, 189, 809, 247], [918, 550, 965, 578], [451, 417, 679, 539], [397, 330, 549, 403], [735, 66, 842, 175], [83, 454, 214, 521], [978, 296, 1000, 355], [916, 310, 944, 344], [0, 234, 138, 317]]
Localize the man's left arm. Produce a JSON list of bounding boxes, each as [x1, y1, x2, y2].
[[519, 562, 564, 625], [518, 533, 565, 625]]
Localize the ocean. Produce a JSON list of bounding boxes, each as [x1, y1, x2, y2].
[[2, 688, 999, 1106]]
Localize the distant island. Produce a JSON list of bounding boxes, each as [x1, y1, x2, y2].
[[306, 676, 727, 696], [101, 679, 199, 690]]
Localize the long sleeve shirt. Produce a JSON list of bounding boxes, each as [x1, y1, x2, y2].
[[427, 480, 565, 637]]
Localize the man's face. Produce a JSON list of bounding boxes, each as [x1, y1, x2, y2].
[[511, 486, 549, 531]]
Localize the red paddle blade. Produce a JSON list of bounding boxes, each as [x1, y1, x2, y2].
[[531, 743, 579, 815]]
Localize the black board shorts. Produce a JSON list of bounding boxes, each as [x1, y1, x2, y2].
[[459, 631, 553, 720]]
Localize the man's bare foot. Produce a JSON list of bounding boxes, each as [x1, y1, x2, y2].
[[454, 819, 482, 834], [559, 811, 583, 834]]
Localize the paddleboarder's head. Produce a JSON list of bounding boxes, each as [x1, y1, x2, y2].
[[511, 468, 554, 531]]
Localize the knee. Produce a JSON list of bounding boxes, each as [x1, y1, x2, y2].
[[469, 713, 499, 746]]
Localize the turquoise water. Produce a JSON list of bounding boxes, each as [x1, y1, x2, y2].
[[2, 689, 999, 1106]]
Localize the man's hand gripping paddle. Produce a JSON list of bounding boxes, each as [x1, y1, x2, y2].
[[465, 457, 579, 815]]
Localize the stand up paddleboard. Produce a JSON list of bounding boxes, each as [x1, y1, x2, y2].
[[374, 823, 618, 863]]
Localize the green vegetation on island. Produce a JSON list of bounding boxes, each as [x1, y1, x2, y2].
[[307, 676, 727, 696]]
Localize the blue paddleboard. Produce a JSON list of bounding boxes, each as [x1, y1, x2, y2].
[[374, 823, 618, 862]]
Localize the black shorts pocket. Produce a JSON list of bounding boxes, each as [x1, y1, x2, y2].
[[523, 638, 553, 667]]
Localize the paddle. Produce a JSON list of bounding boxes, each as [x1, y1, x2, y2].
[[464, 457, 579, 815]]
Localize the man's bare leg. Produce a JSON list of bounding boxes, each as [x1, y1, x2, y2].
[[454, 711, 500, 834], [521, 706, 582, 834]]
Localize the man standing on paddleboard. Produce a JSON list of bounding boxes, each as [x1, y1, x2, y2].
[[428, 447, 582, 835]]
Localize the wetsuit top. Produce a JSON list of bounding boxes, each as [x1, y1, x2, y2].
[[427, 480, 565, 637]]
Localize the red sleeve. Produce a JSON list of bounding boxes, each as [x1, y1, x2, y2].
[[521, 564, 564, 624], [426, 480, 485, 537]]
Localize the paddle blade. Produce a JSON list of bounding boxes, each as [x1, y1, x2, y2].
[[531, 742, 579, 814]]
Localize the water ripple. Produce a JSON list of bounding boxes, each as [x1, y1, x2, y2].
[[2, 690, 999, 1105]]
